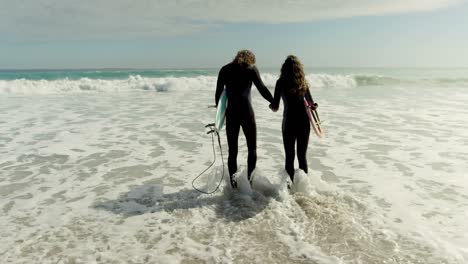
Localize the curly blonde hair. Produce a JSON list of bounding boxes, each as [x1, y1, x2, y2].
[[280, 55, 309, 96], [232, 50, 256, 65]]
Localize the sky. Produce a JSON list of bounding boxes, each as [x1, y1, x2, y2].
[[1, 0, 467, 69]]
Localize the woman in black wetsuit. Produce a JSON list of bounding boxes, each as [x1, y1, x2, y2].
[[270, 55, 317, 182], [215, 50, 273, 188]]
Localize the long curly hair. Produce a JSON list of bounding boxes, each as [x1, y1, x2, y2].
[[280, 55, 309, 96], [232, 50, 256, 65]]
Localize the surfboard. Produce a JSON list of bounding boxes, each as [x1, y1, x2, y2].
[[304, 98, 323, 138], [215, 90, 228, 131]]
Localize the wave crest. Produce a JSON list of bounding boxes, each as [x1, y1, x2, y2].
[[0, 75, 218, 94], [354, 75, 468, 87], [1, 73, 467, 94]]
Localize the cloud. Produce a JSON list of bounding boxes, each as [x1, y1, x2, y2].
[[0, 0, 463, 40]]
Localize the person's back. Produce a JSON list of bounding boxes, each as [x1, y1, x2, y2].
[[270, 55, 316, 182], [276, 77, 310, 123], [217, 62, 272, 115]]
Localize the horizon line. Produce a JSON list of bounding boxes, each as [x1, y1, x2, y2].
[[1, 66, 468, 71]]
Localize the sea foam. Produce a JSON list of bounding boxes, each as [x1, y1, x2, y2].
[[3, 72, 468, 95], [0, 73, 358, 94]]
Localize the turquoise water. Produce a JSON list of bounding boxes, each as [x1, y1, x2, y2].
[[1, 67, 468, 81], [0, 69, 217, 81]]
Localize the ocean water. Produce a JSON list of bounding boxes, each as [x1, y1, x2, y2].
[[1, 68, 467, 263]]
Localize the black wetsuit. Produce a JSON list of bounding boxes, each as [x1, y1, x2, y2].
[[215, 63, 273, 179], [271, 78, 315, 181]]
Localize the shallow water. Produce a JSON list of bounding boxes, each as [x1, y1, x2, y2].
[[1, 69, 467, 263]]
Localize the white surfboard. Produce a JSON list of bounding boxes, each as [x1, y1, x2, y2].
[[215, 90, 228, 131]]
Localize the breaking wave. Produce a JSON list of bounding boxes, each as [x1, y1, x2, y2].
[[1, 73, 467, 94]]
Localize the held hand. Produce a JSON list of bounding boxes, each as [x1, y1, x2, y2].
[[311, 103, 318, 110], [269, 104, 278, 112]]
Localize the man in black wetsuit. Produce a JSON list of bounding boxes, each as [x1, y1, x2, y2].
[[215, 50, 273, 188]]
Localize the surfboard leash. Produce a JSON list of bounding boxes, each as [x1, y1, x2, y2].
[[191, 124, 225, 194]]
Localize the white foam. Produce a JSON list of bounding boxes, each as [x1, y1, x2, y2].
[[0, 75, 218, 94], [1, 74, 467, 263], [3, 72, 468, 95], [290, 169, 335, 196], [0, 73, 358, 95], [261, 73, 357, 89]]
